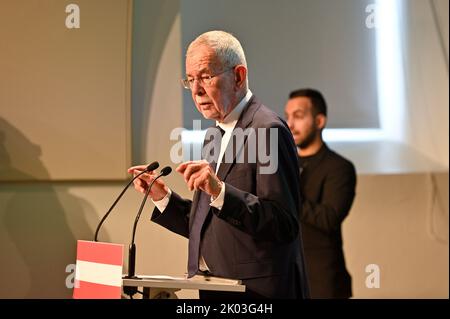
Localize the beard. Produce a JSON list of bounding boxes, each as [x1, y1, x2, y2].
[[297, 129, 318, 150]]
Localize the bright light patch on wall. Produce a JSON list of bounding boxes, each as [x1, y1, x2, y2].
[[375, 0, 405, 141], [182, 128, 387, 149], [323, 129, 385, 142], [181, 129, 207, 145], [181, 129, 207, 161]]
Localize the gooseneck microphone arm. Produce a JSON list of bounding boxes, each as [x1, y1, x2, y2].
[[125, 166, 172, 280], [93, 161, 159, 242]]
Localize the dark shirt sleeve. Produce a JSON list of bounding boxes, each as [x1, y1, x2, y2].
[[215, 123, 300, 243], [151, 191, 191, 239], [301, 160, 356, 234]]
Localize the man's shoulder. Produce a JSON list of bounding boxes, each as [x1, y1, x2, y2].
[[324, 146, 356, 173], [247, 97, 287, 129]]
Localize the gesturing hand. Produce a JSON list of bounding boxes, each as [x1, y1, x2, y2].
[[176, 160, 223, 198], [127, 165, 169, 201]]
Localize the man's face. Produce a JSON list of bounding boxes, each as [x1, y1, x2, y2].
[[284, 96, 321, 149], [185, 44, 237, 122]]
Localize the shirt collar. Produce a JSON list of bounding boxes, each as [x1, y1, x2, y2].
[[216, 90, 252, 131]]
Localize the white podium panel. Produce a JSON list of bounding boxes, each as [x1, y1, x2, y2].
[[122, 274, 245, 299]]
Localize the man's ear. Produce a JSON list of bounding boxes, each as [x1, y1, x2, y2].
[[316, 114, 327, 130], [234, 65, 247, 89]]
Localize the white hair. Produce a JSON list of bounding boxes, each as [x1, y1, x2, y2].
[[187, 30, 249, 87]]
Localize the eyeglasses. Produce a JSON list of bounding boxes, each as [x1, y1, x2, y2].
[[181, 67, 234, 90]]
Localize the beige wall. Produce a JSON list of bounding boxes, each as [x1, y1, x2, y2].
[[0, 0, 132, 181], [344, 173, 448, 298]]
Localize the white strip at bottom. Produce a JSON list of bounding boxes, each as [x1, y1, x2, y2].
[[75, 260, 123, 287]]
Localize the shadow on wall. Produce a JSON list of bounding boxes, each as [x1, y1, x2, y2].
[[132, 0, 179, 163], [0, 118, 102, 298]]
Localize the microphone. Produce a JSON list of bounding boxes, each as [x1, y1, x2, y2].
[[125, 166, 172, 281], [93, 161, 159, 242]]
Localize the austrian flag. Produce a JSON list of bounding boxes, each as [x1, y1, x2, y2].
[[73, 240, 124, 299]]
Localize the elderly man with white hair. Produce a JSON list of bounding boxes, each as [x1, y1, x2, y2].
[[129, 30, 309, 299]]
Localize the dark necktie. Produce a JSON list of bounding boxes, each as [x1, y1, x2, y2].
[[187, 126, 224, 277]]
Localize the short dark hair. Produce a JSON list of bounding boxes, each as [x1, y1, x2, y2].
[[288, 88, 327, 116]]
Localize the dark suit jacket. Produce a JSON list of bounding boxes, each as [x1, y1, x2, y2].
[[151, 95, 310, 298], [299, 144, 356, 298]]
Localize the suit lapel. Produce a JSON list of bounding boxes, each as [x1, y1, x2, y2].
[[189, 95, 260, 230], [217, 95, 260, 181], [189, 126, 217, 231]]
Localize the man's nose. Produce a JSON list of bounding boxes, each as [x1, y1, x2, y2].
[[287, 118, 294, 130], [191, 80, 205, 95]]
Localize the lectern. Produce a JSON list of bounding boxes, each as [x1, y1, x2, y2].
[[122, 274, 245, 299]]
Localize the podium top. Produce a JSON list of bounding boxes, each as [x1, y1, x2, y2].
[[122, 274, 245, 292]]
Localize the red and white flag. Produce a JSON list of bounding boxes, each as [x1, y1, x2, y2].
[[73, 240, 124, 299]]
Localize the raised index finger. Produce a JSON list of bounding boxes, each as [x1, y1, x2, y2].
[[127, 164, 148, 174], [176, 161, 195, 174]]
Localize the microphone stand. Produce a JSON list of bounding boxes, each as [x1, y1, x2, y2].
[[123, 167, 171, 298], [125, 182, 152, 280], [93, 162, 159, 242]]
